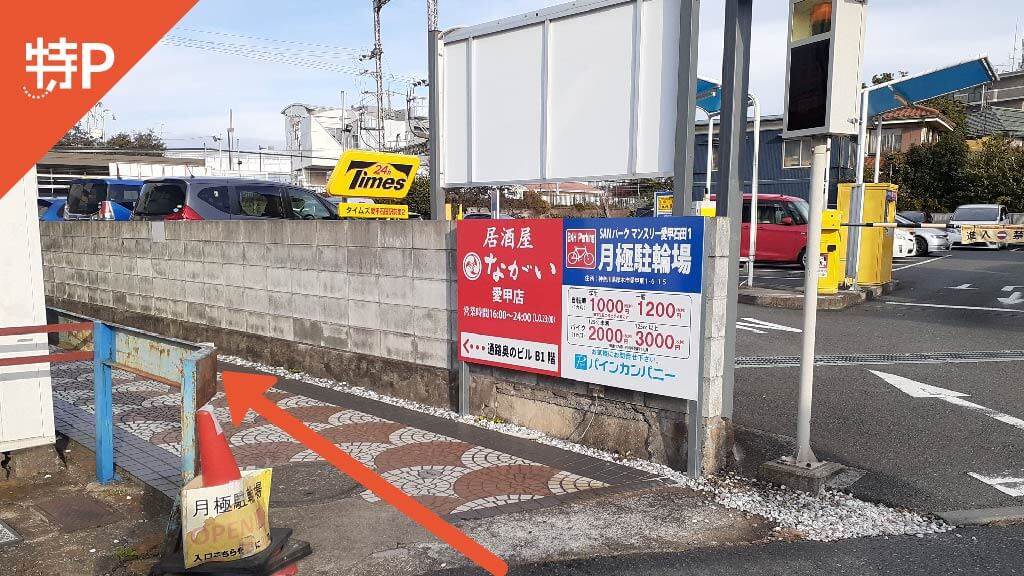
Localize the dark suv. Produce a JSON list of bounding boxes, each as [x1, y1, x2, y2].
[[132, 177, 338, 221]]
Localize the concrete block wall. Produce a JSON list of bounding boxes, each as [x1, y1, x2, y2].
[[40, 217, 733, 473], [40, 219, 457, 407]]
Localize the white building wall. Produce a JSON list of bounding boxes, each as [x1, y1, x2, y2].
[[0, 168, 56, 452]]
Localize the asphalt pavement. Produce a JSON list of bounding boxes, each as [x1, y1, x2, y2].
[[428, 524, 1024, 576], [733, 248, 1024, 513]]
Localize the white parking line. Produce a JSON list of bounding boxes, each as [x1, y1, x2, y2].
[[892, 255, 951, 272], [886, 302, 1024, 313]]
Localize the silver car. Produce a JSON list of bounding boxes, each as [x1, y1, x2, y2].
[[895, 214, 950, 256], [946, 204, 1011, 249]]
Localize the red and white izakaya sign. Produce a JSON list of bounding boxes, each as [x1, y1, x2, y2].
[[457, 220, 563, 376]]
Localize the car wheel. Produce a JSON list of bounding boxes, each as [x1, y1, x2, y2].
[[914, 236, 929, 257], [799, 248, 808, 269]]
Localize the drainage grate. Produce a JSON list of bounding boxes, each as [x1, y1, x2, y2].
[[0, 519, 21, 546], [737, 350, 1024, 369]]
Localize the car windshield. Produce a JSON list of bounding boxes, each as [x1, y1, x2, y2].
[[952, 206, 999, 221], [66, 181, 107, 214], [895, 215, 911, 225], [135, 182, 187, 216], [106, 184, 141, 210]]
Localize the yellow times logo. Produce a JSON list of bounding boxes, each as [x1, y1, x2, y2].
[[326, 150, 420, 199]]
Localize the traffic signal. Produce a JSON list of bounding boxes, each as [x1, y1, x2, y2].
[[783, 0, 867, 138]]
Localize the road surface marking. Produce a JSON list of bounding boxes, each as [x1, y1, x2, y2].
[[738, 350, 1024, 368], [967, 472, 1024, 498], [997, 292, 1024, 306], [870, 370, 1024, 433], [892, 255, 950, 272], [947, 284, 976, 290], [867, 370, 969, 398], [886, 302, 1024, 313], [1002, 286, 1024, 292], [736, 318, 802, 334]]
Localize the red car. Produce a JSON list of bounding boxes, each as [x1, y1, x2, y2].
[[710, 194, 810, 266]]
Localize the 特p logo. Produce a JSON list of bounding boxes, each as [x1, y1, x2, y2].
[[23, 37, 114, 100]]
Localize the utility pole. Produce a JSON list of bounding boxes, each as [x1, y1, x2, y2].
[[367, 0, 393, 152], [227, 109, 235, 169], [428, 0, 445, 222]]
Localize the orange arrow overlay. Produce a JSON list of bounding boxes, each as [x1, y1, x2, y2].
[[221, 371, 508, 576]]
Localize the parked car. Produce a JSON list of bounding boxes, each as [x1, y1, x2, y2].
[[897, 210, 932, 224], [946, 203, 1010, 248], [132, 178, 338, 221], [39, 198, 66, 221], [893, 229, 916, 259], [37, 198, 54, 217], [63, 178, 143, 221], [895, 214, 950, 256], [733, 194, 811, 266]]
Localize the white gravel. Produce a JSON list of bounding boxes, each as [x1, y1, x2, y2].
[[219, 354, 953, 541]]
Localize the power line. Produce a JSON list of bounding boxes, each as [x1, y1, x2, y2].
[[161, 37, 420, 84], [173, 27, 368, 55], [164, 35, 364, 61]]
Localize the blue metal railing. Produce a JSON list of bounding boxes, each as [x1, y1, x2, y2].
[[49, 309, 217, 485]]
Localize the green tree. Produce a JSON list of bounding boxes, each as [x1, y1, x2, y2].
[[105, 130, 165, 151], [964, 136, 1024, 212], [56, 125, 99, 147], [379, 176, 431, 217]]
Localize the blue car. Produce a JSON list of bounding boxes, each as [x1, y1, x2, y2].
[[39, 198, 67, 221], [63, 178, 143, 221]]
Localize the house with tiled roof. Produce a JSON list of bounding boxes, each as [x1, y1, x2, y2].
[[866, 105, 956, 155]]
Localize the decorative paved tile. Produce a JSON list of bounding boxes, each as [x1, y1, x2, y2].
[[49, 355, 658, 519]]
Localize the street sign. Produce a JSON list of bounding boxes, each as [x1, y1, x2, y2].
[[457, 219, 563, 376], [326, 150, 420, 199], [335, 203, 409, 219], [961, 224, 1024, 245], [457, 216, 705, 400], [655, 191, 673, 216]]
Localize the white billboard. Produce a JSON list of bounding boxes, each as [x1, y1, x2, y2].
[[442, 0, 685, 187]]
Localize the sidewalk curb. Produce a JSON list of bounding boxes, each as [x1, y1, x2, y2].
[[738, 281, 899, 310], [937, 506, 1024, 526], [737, 288, 865, 310]]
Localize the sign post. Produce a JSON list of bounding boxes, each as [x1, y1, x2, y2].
[[778, 0, 866, 474]]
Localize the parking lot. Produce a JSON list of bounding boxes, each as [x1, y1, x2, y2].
[[734, 248, 1024, 513]]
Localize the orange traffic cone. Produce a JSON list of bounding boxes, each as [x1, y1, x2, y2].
[[196, 405, 242, 487]]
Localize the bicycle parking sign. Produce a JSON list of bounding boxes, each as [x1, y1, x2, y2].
[[457, 216, 705, 400]]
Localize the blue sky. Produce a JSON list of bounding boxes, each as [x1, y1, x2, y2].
[[98, 0, 1024, 149]]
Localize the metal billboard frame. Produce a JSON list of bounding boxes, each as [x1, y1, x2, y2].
[[439, 0, 687, 188]]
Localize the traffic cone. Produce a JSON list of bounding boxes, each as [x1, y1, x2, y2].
[[196, 404, 242, 487]]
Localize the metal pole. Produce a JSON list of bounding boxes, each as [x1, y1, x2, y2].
[[846, 87, 870, 287], [705, 113, 714, 201], [93, 321, 116, 484], [796, 136, 829, 465], [747, 94, 760, 288], [671, 0, 700, 217], [714, 0, 752, 420], [873, 118, 883, 183], [428, 11, 444, 220]]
